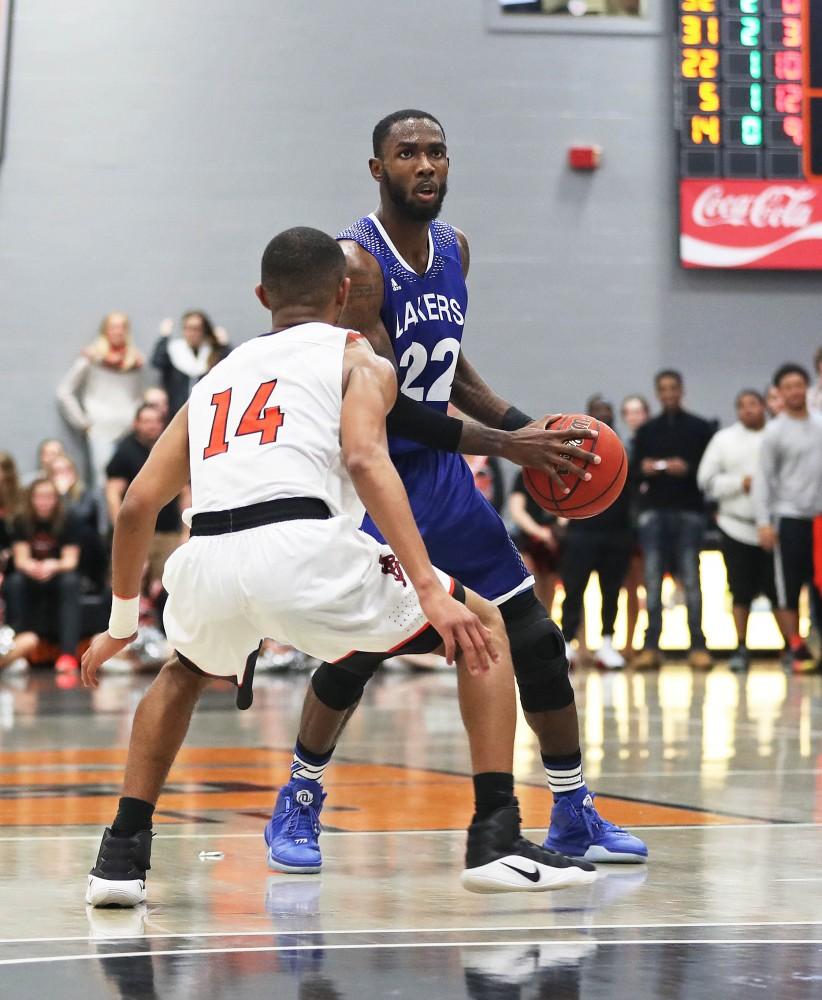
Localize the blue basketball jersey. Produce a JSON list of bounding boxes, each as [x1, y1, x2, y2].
[[336, 213, 469, 455]]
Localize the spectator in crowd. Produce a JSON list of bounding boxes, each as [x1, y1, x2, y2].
[[4, 478, 82, 674], [151, 312, 230, 417], [0, 625, 38, 673], [143, 387, 170, 424], [23, 438, 67, 486], [105, 404, 186, 614], [754, 363, 822, 673], [808, 346, 822, 413], [765, 383, 785, 419], [48, 455, 107, 589], [620, 394, 650, 654], [466, 454, 505, 514], [56, 312, 145, 488], [509, 471, 564, 618], [698, 389, 786, 672], [559, 396, 634, 669], [0, 452, 23, 531], [631, 370, 715, 670]]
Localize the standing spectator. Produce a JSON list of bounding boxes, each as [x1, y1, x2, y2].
[[765, 383, 785, 419], [620, 394, 650, 655], [632, 370, 715, 670], [808, 346, 822, 412], [698, 389, 786, 672], [559, 396, 634, 670], [509, 472, 564, 618], [151, 312, 230, 417], [753, 364, 822, 673], [467, 454, 505, 514], [105, 405, 185, 611], [56, 312, 145, 488], [4, 479, 82, 674]]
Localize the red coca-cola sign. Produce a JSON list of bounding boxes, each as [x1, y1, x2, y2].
[[680, 179, 822, 269]]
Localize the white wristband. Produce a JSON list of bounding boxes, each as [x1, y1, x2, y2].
[[108, 595, 140, 639]]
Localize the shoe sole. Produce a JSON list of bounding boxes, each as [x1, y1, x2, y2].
[[460, 857, 597, 894], [266, 848, 321, 875], [86, 875, 146, 908], [573, 846, 648, 864]]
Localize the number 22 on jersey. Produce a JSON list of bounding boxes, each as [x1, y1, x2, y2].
[[203, 380, 285, 459]]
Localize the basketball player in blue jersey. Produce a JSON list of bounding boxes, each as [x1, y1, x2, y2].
[[265, 110, 647, 871]]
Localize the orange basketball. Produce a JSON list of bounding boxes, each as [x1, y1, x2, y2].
[[523, 413, 628, 519]]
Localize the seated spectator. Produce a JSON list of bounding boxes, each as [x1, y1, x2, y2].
[[23, 438, 67, 486], [559, 396, 634, 669], [48, 455, 107, 589], [0, 453, 24, 625], [56, 312, 145, 488], [106, 404, 186, 623], [698, 389, 787, 672], [152, 312, 230, 417], [631, 370, 715, 670], [620, 394, 650, 654], [143, 387, 170, 424], [808, 346, 822, 413], [4, 478, 82, 674], [0, 625, 38, 673], [509, 471, 564, 618], [753, 364, 822, 673]]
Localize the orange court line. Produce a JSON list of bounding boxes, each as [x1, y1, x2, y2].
[[0, 746, 759, 830]]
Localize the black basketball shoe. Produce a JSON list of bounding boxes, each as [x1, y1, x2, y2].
[[461, 801, 597, 893], [86, 827, 152, 907]]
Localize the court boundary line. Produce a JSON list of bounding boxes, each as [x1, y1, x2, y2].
[[0, 821, 819, 843], [1, 919, 820, 947], [1, 937, 819, 967]]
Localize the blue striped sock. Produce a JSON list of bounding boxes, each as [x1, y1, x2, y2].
[[291, 740, 333, 784]]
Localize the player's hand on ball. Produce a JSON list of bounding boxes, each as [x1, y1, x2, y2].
[[505, 415, 598, 493], [419, 589, 498, 675], [81, 631, 136, 688]]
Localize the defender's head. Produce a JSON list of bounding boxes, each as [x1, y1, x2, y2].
[[369, 109, 448, 222], [256, 227, 348, 320]]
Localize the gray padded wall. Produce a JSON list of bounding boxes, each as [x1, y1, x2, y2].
[[0, 0, 819, 471]]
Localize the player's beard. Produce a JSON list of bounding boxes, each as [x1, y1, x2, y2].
[[383, 170, 448, 222]]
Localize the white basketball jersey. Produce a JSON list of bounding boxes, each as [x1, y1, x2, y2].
[[186, 323, 363, 521]]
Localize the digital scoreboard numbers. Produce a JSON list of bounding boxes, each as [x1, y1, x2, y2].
[[678, 1, 822, 268]]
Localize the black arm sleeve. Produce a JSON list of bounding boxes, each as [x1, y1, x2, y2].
[[386, 393, 464, 452], [501, 406, 534, 431]]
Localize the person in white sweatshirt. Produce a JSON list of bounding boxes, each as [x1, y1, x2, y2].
[[698, 389, 784, 671]]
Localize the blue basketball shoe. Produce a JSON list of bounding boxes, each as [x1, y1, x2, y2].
[[264, 778, 325, 873], [544, 792, 648, 864]]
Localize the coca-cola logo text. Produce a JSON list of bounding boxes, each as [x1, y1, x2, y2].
[[692, 185, 815, 230]]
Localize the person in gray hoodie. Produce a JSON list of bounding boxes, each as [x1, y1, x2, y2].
[[753, 364, 822, 674], [698, 389, 786, 671]]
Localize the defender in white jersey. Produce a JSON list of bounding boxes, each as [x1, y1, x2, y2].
[[80, 228, 595, 907]]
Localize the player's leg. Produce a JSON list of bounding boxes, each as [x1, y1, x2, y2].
[[87, 656, 212, 906]]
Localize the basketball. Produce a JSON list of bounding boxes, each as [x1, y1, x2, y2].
[[523, 413, 628, 519]]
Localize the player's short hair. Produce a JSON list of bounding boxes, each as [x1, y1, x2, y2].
[[260, 227, 346, 309], [735, 388, 764, 406], [773, 362, 810, 387], [372, 109, 446, 158], [654, 369, 683, 388]]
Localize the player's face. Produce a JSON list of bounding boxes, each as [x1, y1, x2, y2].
[[377, 121, 449, 222], [656, 376, 683, 411], [736, 393, 765, 430], [777, 372, 808, 413]]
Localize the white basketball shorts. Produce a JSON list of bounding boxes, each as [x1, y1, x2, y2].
[[162, 515, 454, 679]]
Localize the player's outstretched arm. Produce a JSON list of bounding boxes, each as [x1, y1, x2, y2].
[[81, 406, 191, 688], [340, 340, 496, 674]]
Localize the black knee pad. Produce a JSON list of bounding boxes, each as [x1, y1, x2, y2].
[[500, 589, 574, 712], [310, 652, 384, 712]]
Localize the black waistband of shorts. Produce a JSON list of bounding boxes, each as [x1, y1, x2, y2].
[[190, 497, 331, 536]]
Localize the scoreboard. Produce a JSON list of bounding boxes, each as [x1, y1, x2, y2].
[[677, 0, 822, 268]]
